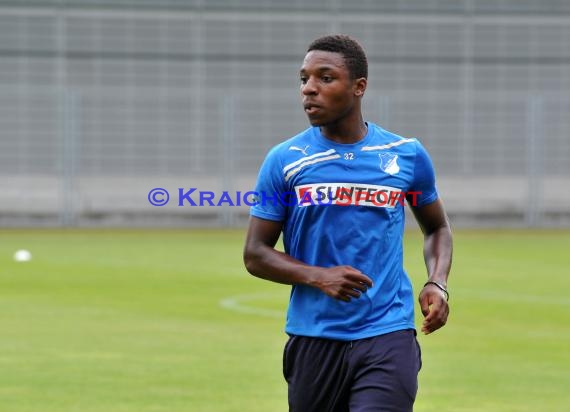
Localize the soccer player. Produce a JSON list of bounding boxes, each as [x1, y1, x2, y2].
[[243, 34, 452, 412]]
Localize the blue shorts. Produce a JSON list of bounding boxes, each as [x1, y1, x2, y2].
[[283, 329, 422, 412]]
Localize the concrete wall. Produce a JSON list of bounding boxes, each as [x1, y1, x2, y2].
[[1, 1, 569, 227]]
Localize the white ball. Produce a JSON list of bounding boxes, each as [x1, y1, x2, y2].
[[14, 249, 32, 262]]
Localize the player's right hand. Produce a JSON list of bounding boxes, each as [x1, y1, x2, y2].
[[311, 266, 373, 302]]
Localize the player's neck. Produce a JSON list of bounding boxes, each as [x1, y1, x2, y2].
[[320, 116, 368, 145]]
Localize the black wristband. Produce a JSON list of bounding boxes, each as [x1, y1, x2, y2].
[[424, 281, 449, 301]]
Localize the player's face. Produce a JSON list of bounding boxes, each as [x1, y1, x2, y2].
[[299, 50, 362, 127]]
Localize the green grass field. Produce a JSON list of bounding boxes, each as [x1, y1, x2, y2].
[[1, 229, 569, 411]]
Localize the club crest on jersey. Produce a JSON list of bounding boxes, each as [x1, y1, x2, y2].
[[378, 152, 400, 175]]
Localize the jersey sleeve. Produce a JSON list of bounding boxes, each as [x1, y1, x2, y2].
[[408, 140, 439, 207], [249, 146, 288, 222]]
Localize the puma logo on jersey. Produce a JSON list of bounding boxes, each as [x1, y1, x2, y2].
[[289, 145, 310, 156]]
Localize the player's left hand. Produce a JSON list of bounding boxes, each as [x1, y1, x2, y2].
[[418, 284, 449, 334]]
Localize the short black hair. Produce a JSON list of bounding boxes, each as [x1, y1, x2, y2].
[[307, 34, 368, 80]]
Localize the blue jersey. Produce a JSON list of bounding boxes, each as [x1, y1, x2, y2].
[[250, 122, 438, 340]]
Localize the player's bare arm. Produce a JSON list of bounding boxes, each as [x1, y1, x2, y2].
[[243, 216, 373, 302], [410, 198, 453, 334]]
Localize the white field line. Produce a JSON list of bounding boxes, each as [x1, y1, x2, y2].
[[220, 289, 570, 319], [219, 292, 286, 319]]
